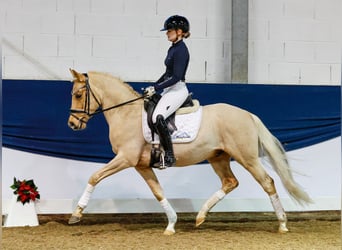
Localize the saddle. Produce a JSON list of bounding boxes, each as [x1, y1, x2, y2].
[[143, 93, 201, 169], [143, 93, 199, 138]]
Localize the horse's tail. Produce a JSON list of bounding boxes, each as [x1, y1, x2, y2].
[[250, 114, 313, 205]]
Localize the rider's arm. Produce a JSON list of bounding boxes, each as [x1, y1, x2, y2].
[[156, 72, 167, 84], [154, 44, 189, 91]]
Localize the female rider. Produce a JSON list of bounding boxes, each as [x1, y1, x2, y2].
[[144, 15, 191, 169]]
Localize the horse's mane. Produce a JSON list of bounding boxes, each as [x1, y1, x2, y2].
[[88, 71, 141, 98]]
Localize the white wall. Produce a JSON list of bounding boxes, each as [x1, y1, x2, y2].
[[249, 0, 342, 85], [2, 0, 341, 84], [1, 0, 232, 82], [2, 138, 340, 214]]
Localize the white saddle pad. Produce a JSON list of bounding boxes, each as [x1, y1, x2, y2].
[[142, 107, 202, 144]]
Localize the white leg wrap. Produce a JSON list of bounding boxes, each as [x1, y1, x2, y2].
[[201, 189, 226, 214], [78, 184, 95, 209], [270, 193, 287, 222], [160, 198, 177, 232]]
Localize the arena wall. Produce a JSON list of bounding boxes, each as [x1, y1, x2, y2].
[[2, 0, 341, 84], [2, 0, 232, 82], [249, 0, 342, 84]]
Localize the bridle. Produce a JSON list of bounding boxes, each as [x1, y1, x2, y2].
[[69, 74, 144, 123]]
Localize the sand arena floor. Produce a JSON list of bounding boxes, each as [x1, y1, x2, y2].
[[2, 211, 340, 250]]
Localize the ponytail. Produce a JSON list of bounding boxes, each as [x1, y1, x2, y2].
[[183, 32, 191, 39]]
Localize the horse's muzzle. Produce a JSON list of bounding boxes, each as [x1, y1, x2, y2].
[[68, 114, 87, 130]]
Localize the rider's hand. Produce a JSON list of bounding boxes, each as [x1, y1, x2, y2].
[[144, 86, 156, 98]]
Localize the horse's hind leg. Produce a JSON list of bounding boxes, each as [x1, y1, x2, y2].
[[196, 153, 238, 227], [241, 158, 288, 233]]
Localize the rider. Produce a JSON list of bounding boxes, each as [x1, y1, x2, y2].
[[144, 15, 191, 168]]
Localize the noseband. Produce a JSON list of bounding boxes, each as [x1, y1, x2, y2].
[[69, 74, 144, 123]]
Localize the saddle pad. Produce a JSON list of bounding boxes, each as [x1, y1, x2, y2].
[[142, 106, 203, 144]]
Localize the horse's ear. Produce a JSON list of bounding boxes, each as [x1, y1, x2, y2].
[[70, 68, 87, 82], [69, 68, 80, 80]]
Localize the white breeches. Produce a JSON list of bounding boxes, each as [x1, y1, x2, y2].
[[152, 81, 189, 123]]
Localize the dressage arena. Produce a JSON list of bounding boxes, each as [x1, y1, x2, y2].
[[2, 211, 340, 249], [2, 1, 341, 250]]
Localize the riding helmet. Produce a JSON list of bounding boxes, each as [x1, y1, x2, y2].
[[160, 15, 190, 33]]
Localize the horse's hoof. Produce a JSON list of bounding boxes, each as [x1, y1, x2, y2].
[[278, 222, 289, 233], [195, 217, 205, 227], [278, 227, 289, 233], [68, 215, 81, 225], [163, 229, 175, 235]]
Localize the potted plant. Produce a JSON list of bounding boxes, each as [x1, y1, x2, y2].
[[10, 177, 40, 205], [4, 177, 40, 227]]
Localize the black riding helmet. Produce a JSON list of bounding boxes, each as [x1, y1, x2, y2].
[[160, 15, 190, 33]]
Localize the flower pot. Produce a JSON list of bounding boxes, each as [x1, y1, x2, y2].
[[4, 195, 39, 227]]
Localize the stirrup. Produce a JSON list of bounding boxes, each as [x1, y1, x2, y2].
[[158, 152, 175, 170]]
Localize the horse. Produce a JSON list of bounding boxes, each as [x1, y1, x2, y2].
[[67, 69, 312, 235]]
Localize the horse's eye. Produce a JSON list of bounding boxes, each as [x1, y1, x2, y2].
[[75, 92, 82, 99]]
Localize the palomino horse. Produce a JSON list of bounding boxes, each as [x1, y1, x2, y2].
[[67, 69, 312, 235]]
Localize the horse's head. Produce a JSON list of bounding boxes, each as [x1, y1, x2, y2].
[[68, 69, 101, 130]]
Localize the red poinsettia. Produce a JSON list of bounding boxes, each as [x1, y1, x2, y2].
[[10, 177, 40, 205]]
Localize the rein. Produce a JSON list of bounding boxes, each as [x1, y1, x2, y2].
[[95, 96, 144, 115], [70, 75, 144, 118]]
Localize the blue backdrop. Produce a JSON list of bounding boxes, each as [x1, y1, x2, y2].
[[3, 80, 341, 163]]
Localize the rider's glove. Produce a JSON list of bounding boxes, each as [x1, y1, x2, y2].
[[144, 86, 156, 98]]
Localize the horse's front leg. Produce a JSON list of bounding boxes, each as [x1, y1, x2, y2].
[[68, 154, 131, 224], [135, 166, 177, 235]]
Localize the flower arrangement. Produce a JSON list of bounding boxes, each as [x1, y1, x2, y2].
[[10, 177, 40, 205]]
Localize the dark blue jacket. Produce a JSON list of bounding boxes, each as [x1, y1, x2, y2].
[[154, 40, 189, 91]]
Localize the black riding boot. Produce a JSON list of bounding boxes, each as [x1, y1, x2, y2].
[[155, 115, 176, 168]]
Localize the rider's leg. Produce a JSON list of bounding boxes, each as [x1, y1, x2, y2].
[[155, 114, 175, 168], [152, 81, 188, 168], [152, 81, 189, 123]]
